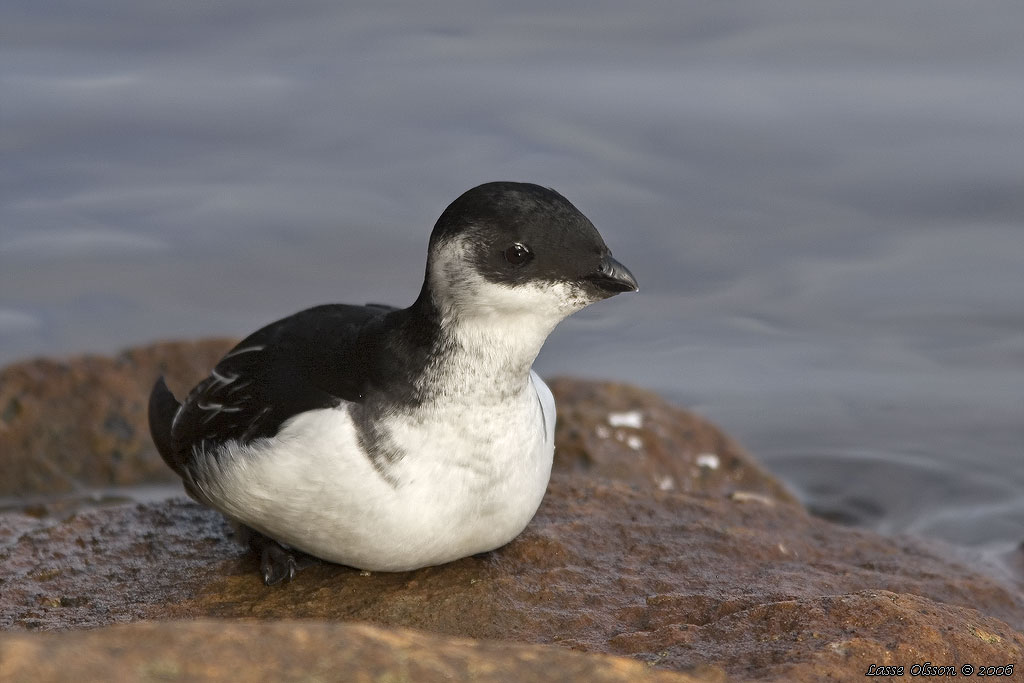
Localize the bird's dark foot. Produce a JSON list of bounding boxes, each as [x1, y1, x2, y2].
[[239, 526, 320, 586], [260, 542, 299, 586]]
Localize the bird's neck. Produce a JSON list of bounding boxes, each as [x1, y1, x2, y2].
[[398, 285, 557, 405]]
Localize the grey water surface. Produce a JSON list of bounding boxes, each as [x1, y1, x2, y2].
[[2, 2, 1022, 558]]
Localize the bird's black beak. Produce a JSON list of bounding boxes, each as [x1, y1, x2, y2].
[[584, 255, 638, 294]]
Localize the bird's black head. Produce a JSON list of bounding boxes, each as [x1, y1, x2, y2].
[[425, 182, 637, 320]]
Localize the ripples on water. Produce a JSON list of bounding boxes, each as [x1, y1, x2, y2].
[[1, 2, 1022, 560]]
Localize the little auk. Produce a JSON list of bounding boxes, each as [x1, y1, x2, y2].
[[148, 181, 638, 584]]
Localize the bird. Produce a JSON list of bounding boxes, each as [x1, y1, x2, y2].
[[148, 181, 638, 585]]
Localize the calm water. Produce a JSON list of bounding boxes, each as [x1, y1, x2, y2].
[[2, 2, 1022, 559]]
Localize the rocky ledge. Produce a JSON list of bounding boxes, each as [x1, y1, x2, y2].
[[0, 342, 1021, 682]]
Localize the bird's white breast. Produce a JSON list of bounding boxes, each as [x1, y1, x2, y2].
[[190, 371, 555, 571]]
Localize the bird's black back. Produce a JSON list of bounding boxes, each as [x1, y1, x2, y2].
[[162, 303, 395, 464]]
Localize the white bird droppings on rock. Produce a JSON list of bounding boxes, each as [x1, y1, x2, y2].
[[695, 452, 720, 470], [607, 410, 643, 429]]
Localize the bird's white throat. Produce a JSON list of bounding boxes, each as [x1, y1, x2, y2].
[[424, 234, 590, 399]]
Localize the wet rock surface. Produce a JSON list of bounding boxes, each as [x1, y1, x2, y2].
[[2, 478, 1022, 680], [1, 341, 1022, 681]]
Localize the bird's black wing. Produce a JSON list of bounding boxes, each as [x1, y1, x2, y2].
[[164, 303, 394, 460]]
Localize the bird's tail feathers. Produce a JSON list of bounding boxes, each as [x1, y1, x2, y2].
[[148, 376, 185, 476]]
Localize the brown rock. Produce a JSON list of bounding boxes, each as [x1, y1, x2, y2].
[[549, 378, 796, 503], [1, 477, 1021, 681], [2, 341, 1022, 681], [684, 590, 1022, 680], [0, 500, 232, 631], [0, 339, 235, 495], [0, 620, 701, 683]]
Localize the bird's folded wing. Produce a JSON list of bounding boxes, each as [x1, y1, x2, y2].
[[170, 303, 390, 451]]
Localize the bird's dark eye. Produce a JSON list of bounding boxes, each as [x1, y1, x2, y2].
[[503, 243, 533, 267]]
